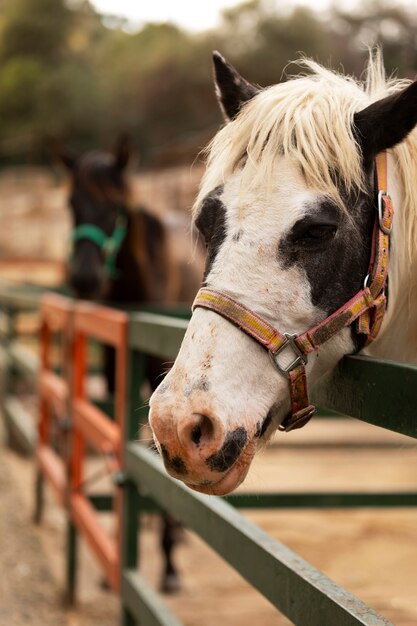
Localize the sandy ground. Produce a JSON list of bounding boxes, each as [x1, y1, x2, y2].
[[1, 418, 417, 626]]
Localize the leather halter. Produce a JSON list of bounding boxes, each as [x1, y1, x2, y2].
[[192, 152, 393, 432]]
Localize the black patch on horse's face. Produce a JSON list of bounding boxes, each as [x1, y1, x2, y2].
[[206, 427, 248, 473], [194, 186, 226, 281], [196, 164, 376, 353], [279, 190, 375, 317], [160, 444, 187, 476]]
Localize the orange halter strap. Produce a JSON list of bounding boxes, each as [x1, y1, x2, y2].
[[192, 152, 393, 432]]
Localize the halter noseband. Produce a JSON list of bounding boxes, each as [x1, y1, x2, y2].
[[192, 152, 393, 433], [71, 214, 127, 279]]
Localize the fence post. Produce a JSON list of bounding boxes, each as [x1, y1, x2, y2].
[[65, 329, 86, 604], [120, 343, 147, 626], [34, 318, 50, 524]]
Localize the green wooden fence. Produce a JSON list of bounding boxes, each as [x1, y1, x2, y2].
[[0, 283, 416, 625], [0, 282, 42, 454]]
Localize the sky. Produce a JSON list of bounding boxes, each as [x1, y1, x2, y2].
[[89, 0, 337, 32]]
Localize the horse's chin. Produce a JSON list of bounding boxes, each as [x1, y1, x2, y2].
[[185, 438, 258, 496], [71, 282, 110, 302]]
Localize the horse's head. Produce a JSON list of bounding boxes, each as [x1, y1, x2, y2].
[[149, 52, 417, 495], [58, 136, 131, 299]]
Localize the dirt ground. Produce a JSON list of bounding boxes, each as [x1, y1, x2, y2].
[[1, 418, 417, 626]]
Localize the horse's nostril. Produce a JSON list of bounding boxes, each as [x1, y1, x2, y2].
[[177, 413, 221, 453], [191, 425, 201, 445], [191, 415, 214, 446]]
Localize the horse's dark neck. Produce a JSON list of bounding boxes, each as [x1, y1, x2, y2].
[[107, 211, 149, 304], [108, 208, 168, 306]]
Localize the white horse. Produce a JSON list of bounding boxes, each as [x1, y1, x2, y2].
[[149, 50, 417, 496]]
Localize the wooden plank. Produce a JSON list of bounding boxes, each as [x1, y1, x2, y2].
[[125, 443, 393, 626], [9, 341, 39, 379], [312, 355, 417, 439], [128, 313, 188, 359], [74, 302, 127, 347], [225, 491, 417, 508], [4, 396, 37, 455], [37, 444, 66, 504], [0, 283, 42, 310], [71, 493, 119, 590], [39, 371, 68, 406], [41, 293, 73, 330], [122, 570, 183, 626], [73, 398, 120, 453]]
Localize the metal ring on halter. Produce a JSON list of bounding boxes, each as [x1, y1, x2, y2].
[[377, 190, 392, 235], [363, 273, 370, 289], [270, 333, 307, 378]]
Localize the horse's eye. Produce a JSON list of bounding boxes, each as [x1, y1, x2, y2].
[[296, 224, 337, 244]]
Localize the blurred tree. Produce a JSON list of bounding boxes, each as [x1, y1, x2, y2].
[[227, 4, 331, 86], [332, 0, 417, 77], [0, 0, 103, 160], [0, 0, 415, 166], [1, 0, 72, 62]]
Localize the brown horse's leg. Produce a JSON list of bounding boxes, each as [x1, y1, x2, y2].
[[160, 515, 182, 593]]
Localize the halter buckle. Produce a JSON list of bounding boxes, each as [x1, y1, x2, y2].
[[270, 333, 307, 378]]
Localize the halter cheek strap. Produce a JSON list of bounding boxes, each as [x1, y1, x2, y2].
[[192, 152, 393, 433], [71, 215, 128, 279]]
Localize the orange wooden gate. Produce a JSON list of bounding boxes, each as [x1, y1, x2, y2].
[[70, 301, 128, 591], [37, 296, 128, 593]]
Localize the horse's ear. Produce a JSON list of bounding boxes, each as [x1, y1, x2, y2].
[[354, 81, 417, 163], [113, 134, 131, 170], [212, 51, 259, 122]]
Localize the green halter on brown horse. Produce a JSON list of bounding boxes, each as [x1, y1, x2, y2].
[[71, 214, 127, 279]]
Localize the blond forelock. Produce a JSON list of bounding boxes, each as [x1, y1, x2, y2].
[[194, 51, 410, 215]]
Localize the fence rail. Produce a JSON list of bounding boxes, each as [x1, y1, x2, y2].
[[124, 444, 393, 626], [312, 355, 417, 438], [0, 282, 42, 454]]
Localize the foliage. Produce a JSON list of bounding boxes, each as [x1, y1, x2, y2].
[[0, 0, 415, 165]]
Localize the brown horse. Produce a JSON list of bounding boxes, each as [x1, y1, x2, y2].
[[57, 136, 202, 592], [60, 136, 198, 303]]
